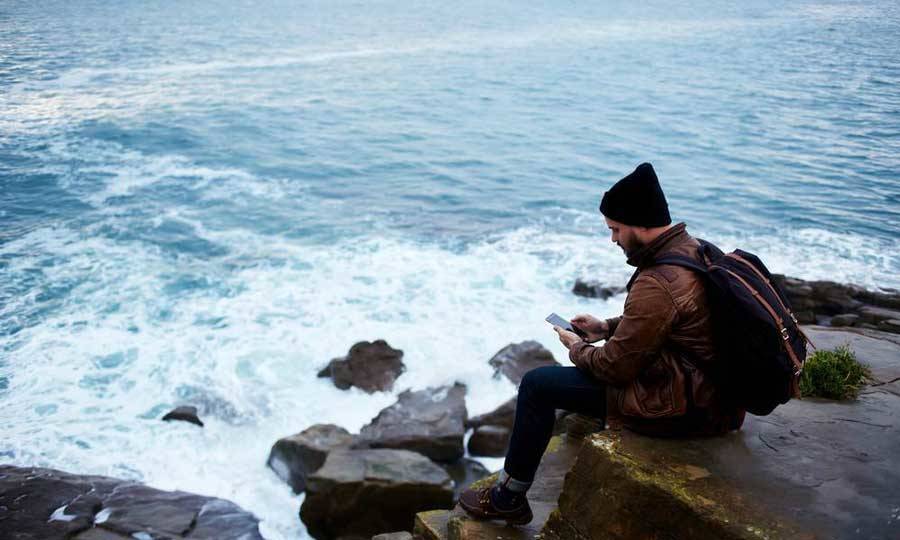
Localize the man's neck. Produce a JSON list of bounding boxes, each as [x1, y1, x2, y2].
[[639, 224, 674, 246]]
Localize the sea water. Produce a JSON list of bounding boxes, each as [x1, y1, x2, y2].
[[1, 0, 898, 537]]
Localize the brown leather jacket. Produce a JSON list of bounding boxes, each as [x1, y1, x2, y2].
[[569, 223, 745, 436]]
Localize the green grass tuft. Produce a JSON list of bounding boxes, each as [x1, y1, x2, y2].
[[799, 345, 871, 400]]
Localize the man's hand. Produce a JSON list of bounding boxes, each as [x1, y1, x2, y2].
[[571, 314, 609, 343], [553, 326, 582, 350]]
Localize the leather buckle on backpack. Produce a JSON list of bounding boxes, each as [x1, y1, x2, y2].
[[781, 328, 789, 341]]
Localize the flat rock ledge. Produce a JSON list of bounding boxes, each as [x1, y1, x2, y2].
[[301, 449, 454, 540], [543, 327, 900, 540], [0, 465, 262, 540], [417, 326, 900, 540]]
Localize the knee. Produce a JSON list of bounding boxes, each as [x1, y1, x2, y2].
[[519, 366, 555, 396]]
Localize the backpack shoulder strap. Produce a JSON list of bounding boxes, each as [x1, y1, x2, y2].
[[625, 240, 718, 292], [625, 255, 708, 291]]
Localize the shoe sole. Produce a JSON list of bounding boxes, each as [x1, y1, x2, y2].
[[458, 501, 534, 526]]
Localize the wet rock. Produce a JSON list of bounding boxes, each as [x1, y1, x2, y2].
[[360, 383, 467, 463], [267, 424, 356, 493], [174, 384, 247, 424], [439, 459, 490, 501], [300, 449, 454, 540], [466, 425, 510, 457], [0, 465, 262, 540], [161, 405, 203, 427], [488, 341, 558, 385], [465, 397, 516, 430], [572, 279, 625, 299], [317, 340, 405, 393]]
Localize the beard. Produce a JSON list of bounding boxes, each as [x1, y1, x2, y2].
[[618, 237, 645, 257]]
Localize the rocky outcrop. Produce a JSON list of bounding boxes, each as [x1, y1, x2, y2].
[[466, 425, 509, 457], [0, 465, 262, 540], [488, 341, 558, 385], [572, 279, 625, 299], [317, 340, 406, 393], [162, 405, 204, 427], [772, 275, 900, 333], [300, 449, 454, 539], [573, 274, 900, 335], [267, 424, 356, 493], [359, 383, 468, 463]]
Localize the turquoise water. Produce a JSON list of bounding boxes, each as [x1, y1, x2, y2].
[[1, 1, 899, 537]]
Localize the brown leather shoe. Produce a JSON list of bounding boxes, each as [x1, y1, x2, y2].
[[458, 485, 533, 525]]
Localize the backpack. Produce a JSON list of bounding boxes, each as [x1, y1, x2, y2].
[[627, 240, 810, 416]]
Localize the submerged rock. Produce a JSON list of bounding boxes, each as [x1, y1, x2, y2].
[[0, 465, 262, 540], [360, 383, 467, 463], [300, 449, 453, 540], [317, 340, 406, 393], [161, 405, 204, 427], [267, 423, 356, 493], [488, 341, 558, 385]]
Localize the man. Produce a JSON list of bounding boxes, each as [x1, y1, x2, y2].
[[459, 162, 745, 525]]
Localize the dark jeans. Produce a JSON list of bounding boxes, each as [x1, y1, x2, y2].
[[503, 365, 607, 483]]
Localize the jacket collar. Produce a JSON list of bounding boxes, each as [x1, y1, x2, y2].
[[626, 222, 688, 269]]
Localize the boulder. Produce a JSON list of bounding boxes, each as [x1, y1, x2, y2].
[[300, 449, 454, 540], [466, 425, 510, 457], [317, 340, 405, 393], [161, 405, 203, 427], [488, 341, 558, 385], [360, 384, 467, 463], [465, 397, 516, 430], [439, 459, 490, 501], [0, 465, 262, 540], [572, 279, 625, 299], [267, 424, 356, 493]]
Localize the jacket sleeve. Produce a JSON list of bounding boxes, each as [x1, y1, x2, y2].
[[569, 273, 677, 386], [605, 316, 623, 337]]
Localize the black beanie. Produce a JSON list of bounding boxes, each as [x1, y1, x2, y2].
[[599, 162, 671, 227]]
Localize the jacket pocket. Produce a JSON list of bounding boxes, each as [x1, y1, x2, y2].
[[620, 355, 688, 419]]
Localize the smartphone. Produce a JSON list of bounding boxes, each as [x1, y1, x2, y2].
[[545, 313, 587, 339]]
